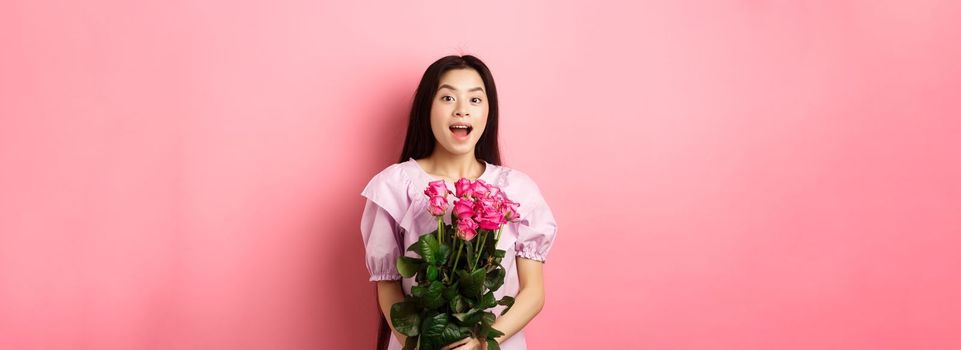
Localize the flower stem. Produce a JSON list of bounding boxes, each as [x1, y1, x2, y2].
[[437, 217, 443, 245], [473, 231, 488, 269], [494, 226, 504, 248], [469, 233, 480, 271], [451, 238, 464, 270]]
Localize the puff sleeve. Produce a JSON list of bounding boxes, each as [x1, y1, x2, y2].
[[514, 179, 558, 263], [359, 169, 408, 282], [360, 200, 403, 281]]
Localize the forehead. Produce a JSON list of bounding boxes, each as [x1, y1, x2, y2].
[[437, 68, 486, 91]]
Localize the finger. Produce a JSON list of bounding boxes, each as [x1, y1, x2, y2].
[[456, 339, 479, 350], [443, 338, 470, 350]]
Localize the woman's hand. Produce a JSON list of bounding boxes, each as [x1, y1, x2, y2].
[[440, 337, 487, 350]]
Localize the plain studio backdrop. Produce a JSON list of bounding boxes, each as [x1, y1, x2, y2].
[[1, 1, 959, 349]]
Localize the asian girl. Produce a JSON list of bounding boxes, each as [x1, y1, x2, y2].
[[360, 55, 558, 350]]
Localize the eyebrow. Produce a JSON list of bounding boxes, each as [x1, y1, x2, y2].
[[438, 84, 485, 93]]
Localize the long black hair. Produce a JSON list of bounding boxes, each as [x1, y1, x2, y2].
[[378, 55, 502, 350], [397, 55, 502, 165]]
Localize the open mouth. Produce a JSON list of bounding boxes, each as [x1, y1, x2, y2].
[[449, 124, 473, 139]]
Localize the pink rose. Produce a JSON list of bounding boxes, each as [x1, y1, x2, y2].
[[473, 196, 497, 213], [456, 217, 479, 241], [471, 179, 491, 198], [487, 186, 502, 200], [453, 198, 475, 220], [454, 178, 474, 198], [428, 195, 447, 216], [475, 202, 506, 230], [424, 180, 449, 199], [502, 198, 520, 222]]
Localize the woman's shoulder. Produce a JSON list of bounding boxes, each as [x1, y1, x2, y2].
[[492, 164, 548, 204], [361, 160, 421, 221], [492, 164, 538, 189], [362, 160, 416, 197], [369, 160, 410, 181]]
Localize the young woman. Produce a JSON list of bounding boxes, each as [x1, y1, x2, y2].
[[360, 55, 558, 350]]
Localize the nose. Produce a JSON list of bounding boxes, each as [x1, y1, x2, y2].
[[454, 104, 470, 117]]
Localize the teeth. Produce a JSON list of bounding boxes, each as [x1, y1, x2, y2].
[[451, 125, 470, 129]]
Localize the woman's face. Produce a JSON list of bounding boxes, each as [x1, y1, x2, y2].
[[430, 68, 489, 156]]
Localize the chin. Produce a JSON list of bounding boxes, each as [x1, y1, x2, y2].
[[442, 145, 474, 156]]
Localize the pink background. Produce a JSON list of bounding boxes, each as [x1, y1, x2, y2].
[[2, 0, 960, 349]]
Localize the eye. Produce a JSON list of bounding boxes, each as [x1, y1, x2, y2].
[[471, 97, 482, 103], [441, 96, 454, 102]]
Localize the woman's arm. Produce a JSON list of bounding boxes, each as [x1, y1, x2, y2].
[[489, 257, 546, 345], [377, 280, 408, 345]]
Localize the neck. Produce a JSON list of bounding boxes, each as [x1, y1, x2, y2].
[[422, 148, 484, 181]]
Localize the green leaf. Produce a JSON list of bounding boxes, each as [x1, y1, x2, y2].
[[397, 256, 424, 278], [458, 268, 486, 298], [422, 281, 446, 310], [426, 265, 438, 281], [461, 309, 484, 325], [494, 249, 505, 258], [452, 308, 478, 324], [484, 266, 505, 291], [481, 291, 496, 309], [440, 324, 465, 346], [443, 282, 459, 299], [487, 339, 501, 350], [407, 239, 422, 254], [437, 243, 451, 266], [411, 284, 425, 298], [498, 296, 515, 315], [449, 295, 467, 313], [421, 312, 448, 338], [481, 312, 496, 327], [390, 301, 421, 337], [487, 326, 505, 339], [418, 234, 441, 265], [421, 313, 466, 348]]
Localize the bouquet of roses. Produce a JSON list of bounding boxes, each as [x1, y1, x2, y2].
[[391, 178, 520, 350]]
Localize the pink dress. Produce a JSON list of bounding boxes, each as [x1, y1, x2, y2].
[[360, 157, 558, 350]]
